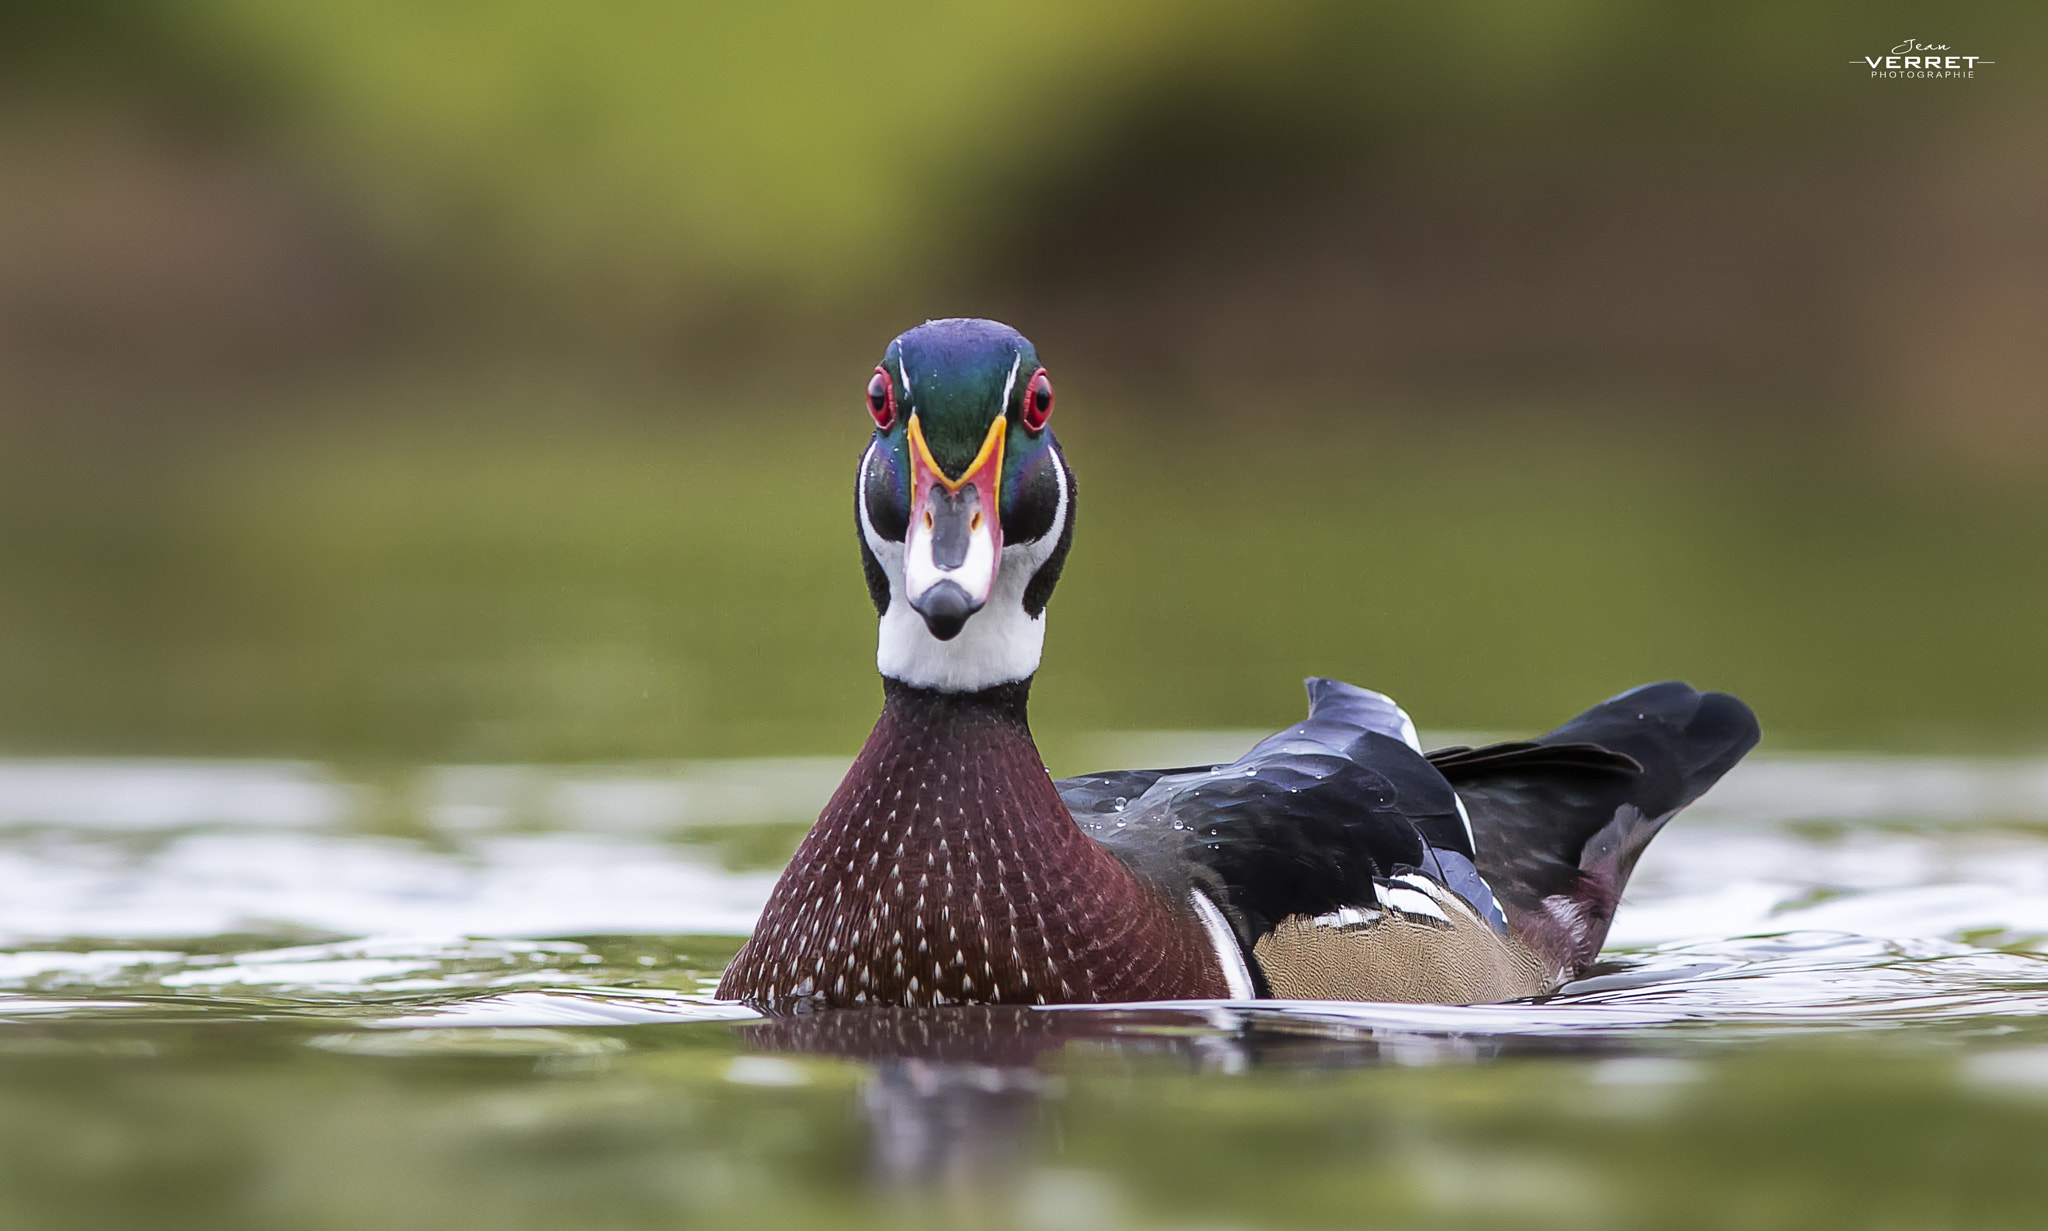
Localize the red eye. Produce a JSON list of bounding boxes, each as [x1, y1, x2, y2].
[[1022, 368, 1053, 432], [866, 367, 896, 430]]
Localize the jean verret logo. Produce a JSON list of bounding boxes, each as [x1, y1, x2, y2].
[[1858, 39, 1994, 79]]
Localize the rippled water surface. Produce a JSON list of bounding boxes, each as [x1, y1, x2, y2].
[[6, 741, 2048, 1230]]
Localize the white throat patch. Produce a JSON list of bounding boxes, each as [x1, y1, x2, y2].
[[860, 438, 1069, 692]]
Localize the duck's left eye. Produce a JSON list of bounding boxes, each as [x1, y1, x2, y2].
[[867, 368, 896, 430], [1022, 369, 1053, 432]]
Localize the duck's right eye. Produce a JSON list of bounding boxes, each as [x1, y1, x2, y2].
[[1021, 368, 1053, 432], [867, 369, 896, 430]]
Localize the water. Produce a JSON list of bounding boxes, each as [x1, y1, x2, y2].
[[6, 741, 2048, 1229]]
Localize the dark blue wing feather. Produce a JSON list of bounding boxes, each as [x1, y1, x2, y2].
[[1239, 676, 1420, 759], [1059, 679, 1507, 949]]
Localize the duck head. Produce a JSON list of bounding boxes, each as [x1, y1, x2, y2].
[[856, 319, 1074, 692]]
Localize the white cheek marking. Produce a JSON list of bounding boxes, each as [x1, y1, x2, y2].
[[1190, 889, 1255, 999], [858, 442, 902, 554], [1047, 447, 1069, 544]]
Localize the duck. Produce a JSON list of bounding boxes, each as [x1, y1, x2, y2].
[[717, 317, 1759, 1010]]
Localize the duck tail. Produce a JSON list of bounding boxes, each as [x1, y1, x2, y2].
[[1425, 682, 1760, 976]]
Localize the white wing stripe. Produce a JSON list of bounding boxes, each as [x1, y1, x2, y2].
[[1190, 889, 1256, 999], [1379, 885, 1451, 923]]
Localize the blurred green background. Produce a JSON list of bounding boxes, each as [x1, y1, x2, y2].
[[1, 1, 2044, 764]]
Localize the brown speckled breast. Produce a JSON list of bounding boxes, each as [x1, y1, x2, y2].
[[717, 680, 1227, 1008]]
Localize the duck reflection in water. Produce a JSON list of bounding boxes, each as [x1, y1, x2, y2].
[[736, 1003, 1529, 1190]]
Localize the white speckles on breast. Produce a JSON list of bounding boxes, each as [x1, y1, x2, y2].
[[716, 692, 1229, 1007]]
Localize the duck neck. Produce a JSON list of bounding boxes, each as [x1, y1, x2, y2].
[[880, 675, 1036, 737], [717, 675, 1230, 1008]]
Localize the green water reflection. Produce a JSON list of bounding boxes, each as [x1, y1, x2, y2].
[[4, 1007, 2047, 1231]]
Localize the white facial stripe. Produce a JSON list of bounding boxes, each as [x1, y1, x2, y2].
[[1190, 889, 1255, 999], [897, 355, 913, 401], [1048, 443, 1069, 544], [1019, 450, 1070, 567], [999, 351, 1021, 417], [858, 440, 904, 567], [856, 440, 883, 542], [858, 438, 878, 495]]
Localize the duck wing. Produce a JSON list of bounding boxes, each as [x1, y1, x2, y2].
[[1058, 679, 1512, 999], [1055, 675, 1427, 828], [1426, 681, 1760, 971]]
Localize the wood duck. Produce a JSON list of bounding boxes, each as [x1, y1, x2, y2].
[[717, 318, 1759, 1010]]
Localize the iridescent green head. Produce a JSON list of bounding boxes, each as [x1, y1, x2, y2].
[[856, 319, 1074, 692]]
